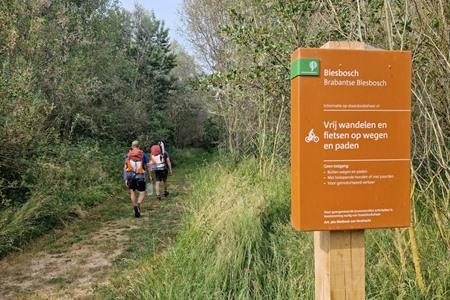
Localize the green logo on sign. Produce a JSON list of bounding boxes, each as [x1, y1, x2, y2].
[[290, 58, 320, 78]]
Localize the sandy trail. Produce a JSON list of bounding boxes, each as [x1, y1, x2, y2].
[[0, 217, 140, 300]]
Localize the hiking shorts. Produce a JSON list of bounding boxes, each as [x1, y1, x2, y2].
[[153, 169, 168, 182], [128, 178, 146, 192]]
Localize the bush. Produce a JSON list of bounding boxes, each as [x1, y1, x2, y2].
[[201, 117, 222, 152]]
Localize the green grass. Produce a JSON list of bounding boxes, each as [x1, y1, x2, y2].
[[3, 145, 444, 299], [0, 147, 212, 299], [96, 148, 214, 294], [101, 159, 314, 299], [0, 141, 123, 257], [102, 158, 449, 299]]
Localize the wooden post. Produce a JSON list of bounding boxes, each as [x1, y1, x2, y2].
[[314, 41, 374, 300], [314, 230, 365, 299]]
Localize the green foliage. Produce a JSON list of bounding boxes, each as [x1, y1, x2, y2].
[[202, 116, 222, 152], [0, 1, 177, 143], [0, 0, 189, 255], [166, 43, 210, 148], [169, 147, 212, 168], [0, 60, 55, 205]]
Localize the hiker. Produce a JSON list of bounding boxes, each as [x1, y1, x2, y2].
[[159, 141, 173, 197], [124, 140, 148, 217], [148, 142, 172, 202]]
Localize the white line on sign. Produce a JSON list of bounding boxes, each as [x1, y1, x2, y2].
[[323, 159, 410, 162], [323, 109, 411, 112]]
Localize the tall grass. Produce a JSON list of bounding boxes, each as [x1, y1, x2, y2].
[[104, 160, 312, 299], [104, 158, 449, 299]]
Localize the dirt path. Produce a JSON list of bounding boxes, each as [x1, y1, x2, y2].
[[0, 177, 189, 299], [0, 219, 137, 299]]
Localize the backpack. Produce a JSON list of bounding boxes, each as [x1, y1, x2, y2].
[[150, 144, 162, 156], [150, 153, 166, 171], [149, 143, 166, 171], [128, 148, 143, 161], [125, 149, 145, 180]]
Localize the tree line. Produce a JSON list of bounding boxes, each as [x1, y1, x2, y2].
[[1, 0, 217, 203], [0, 0, 217, 255]]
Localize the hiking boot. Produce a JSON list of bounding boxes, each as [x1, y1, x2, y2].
[[164, 191, 169, 197], [137, 203, 141, 214], [134, 206, 140, 218], [156, 195, 161, 203]]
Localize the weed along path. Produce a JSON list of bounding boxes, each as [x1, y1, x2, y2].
[[0, 163, 193, 300]]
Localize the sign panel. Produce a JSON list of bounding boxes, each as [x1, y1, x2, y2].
[[291, 48, 411, 231]]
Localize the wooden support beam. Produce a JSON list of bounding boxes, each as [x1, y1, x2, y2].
[[314, 230, 365, 300], [314, 41, 370, 300]]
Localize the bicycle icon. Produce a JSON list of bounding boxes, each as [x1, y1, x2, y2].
[[305, 129, 319, 143]]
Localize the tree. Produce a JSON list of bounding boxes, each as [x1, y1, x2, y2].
[[167, 42, 208, 147]]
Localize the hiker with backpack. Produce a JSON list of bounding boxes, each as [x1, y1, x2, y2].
[[149, 142, 172, 202], [124, 140, 148, 218]]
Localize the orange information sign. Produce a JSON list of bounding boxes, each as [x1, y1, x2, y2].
[[291, 48, 412, 231]]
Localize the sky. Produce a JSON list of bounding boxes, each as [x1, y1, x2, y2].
[[119, 0, 193, 53]]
